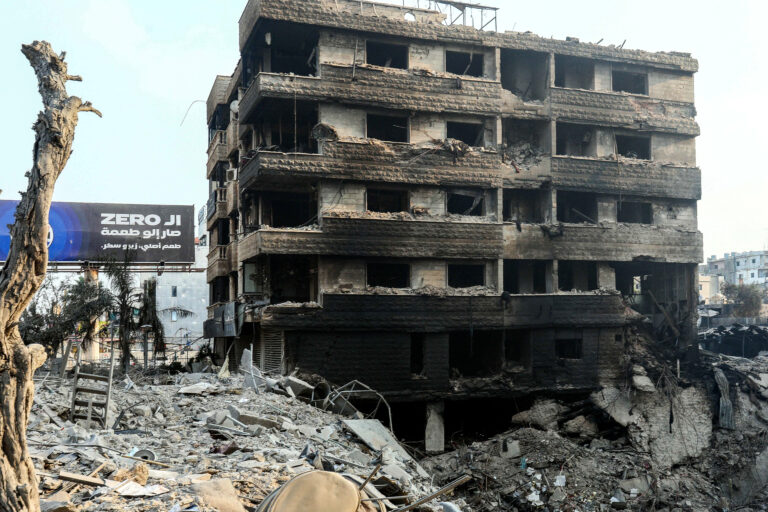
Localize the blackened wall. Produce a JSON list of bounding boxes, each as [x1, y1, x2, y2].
[[285, 331, 450, 394]]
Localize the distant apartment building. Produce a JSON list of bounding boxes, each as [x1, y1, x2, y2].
[[702, 251, 768, 286], [204, 0, 701, 445]]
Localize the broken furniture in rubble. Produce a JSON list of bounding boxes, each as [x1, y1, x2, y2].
[[69, 341, 116, 428]]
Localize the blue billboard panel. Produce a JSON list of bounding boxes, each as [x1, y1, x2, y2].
[[0, 201, 195, 263]]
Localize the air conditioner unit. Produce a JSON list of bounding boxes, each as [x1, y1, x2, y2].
[[226, 168, 238, 182]]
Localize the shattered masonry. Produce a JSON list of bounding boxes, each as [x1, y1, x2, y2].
[[204, 0, 701, 448]]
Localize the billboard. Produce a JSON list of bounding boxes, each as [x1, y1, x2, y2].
[[0, 201, 195, 263]]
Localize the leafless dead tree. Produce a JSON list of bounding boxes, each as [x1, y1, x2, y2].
[[0, 41, 100, 512]]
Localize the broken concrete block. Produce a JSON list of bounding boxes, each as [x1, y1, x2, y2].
[[499, 439, 521, 459], [192, 479, 246, 512], [564, 415, 599, 437], [40, 500, 75, 512], [282, 376, 314, 397], [133, 404, 153, 417], [632, 374, 656, 393], [511, 399, 564, 430], [619, 475, 650, 495], [238, 413, 281, 430]]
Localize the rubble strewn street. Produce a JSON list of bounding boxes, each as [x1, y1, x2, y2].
[[26, 326, 768, 512], [30, 368, 459, 512]]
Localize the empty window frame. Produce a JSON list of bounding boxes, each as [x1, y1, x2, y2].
[[504, 329, 531, 366], [367, 188, 409, 213], [366, 40, 408, 69], [209, 276, 230, 304], [367, 114, 409, 142], [446, 50, 484, 77], [558, 261, 598, 291], [612, 70, 648, 95], [617, 201, 653, 224], [447, 121, 484, 146], [447, 191, 485, 216], [503, 260, 548, 294], [449, 330, 503, 377], [171, 286, 178, 298], [367, 262, 410, 288], [269, 255, 315, 303], [262, 191, 316, 228], [448, 264, 485, 288], [615, 135, 651, 160], [500, 49, 548, 100], [410, 333, 425, 375], [555, 337, 583, 359], [216, 219, 230, 245], [554, 55, 594, 89], [556, 191, 597, 224], [171, 311, 178, 322], [503, 189, 544, 223], [258, 100, 319, 153], [556, 123, 594, 157]]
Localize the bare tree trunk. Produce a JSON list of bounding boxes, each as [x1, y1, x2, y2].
[[0, 41, 100, 512]]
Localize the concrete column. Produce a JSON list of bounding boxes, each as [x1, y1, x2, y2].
[[547, 52, 556, 88], [548, 186, 557, 224], [425, 401, 445, 453], [597, 263, 616, 290], [547, 260, 558, 293]]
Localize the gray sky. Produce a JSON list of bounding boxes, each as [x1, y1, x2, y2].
[[1, 0, 765, 260]]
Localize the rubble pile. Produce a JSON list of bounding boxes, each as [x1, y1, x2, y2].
[[503, 141, 544, 171], [421, 333, 768, 511], [29, 372, 454, 512], [27, 332, 768, 511]]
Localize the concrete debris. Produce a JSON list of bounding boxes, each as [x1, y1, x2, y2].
[[29, 371, 443, 512]]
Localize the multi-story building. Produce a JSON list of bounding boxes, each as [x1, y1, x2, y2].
[[204, 0, 701, 447], [702, 251, 768, 286], [698, 274, 724, 305]]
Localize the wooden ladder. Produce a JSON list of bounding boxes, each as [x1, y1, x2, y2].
[[69, 341, 116, 429]]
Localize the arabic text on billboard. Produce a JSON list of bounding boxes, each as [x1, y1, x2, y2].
[[0, 201, 195, 263]]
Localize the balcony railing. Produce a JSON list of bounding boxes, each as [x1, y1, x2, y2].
[[206, 188, 228, 221]]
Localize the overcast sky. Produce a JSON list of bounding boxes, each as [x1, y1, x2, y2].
[[1, 0, 766, 260]]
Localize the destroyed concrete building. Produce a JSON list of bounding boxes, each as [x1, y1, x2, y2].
[[204, 0, 702, 448]]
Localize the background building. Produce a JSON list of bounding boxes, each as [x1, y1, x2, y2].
[[701, 251, 768, 286], [204, 0, 701, 446]]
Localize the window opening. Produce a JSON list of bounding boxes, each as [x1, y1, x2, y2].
[[447, 121, 484, 146], [367, 114, 409, 142], [448, 264, 485, 288], [366, 41, 408, 69], [367, 263, 410, 288], [446, 51, 483, 77], [612, 70, 647, 95], [367, 188, 409, 213]]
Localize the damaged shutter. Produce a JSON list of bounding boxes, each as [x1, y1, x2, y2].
[[259, 327, 285, 374]]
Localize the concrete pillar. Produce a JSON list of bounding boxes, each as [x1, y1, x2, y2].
[[547, 260, 558, 293], [548, 187, 557, 224], [495, 258, 504, 293], [425, 401, 445, 453], [547, 52, 556, 88], [597, 263, 616, 290]]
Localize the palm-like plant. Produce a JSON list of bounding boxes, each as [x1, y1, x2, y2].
[[104, 254, 139, 372], [63, 276, 114, 356]]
